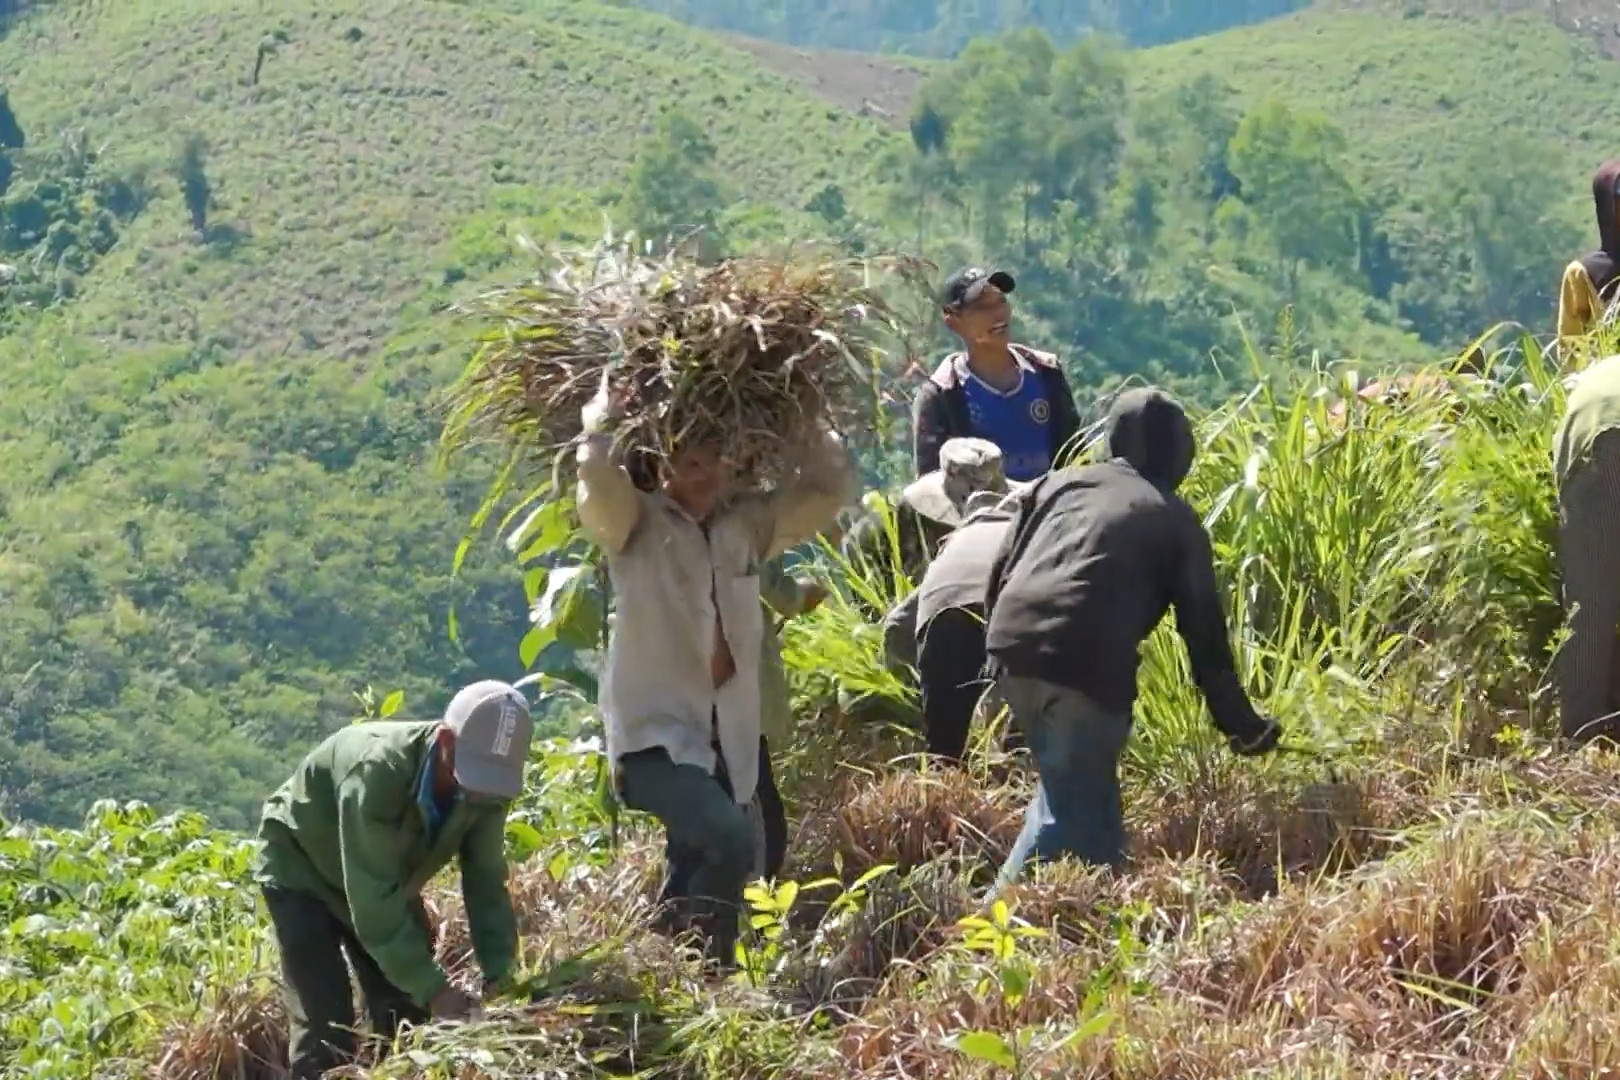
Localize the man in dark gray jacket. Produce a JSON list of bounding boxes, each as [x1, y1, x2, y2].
[[984, 387, 1282, 885], [910, 267, 1083, 481]]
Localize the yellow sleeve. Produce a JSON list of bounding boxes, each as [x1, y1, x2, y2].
[[1558, 260, 1600, 343]]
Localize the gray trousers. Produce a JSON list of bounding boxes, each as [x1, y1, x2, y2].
[[1557, 429, 1620, 742]]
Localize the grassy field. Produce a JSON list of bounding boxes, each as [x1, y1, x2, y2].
[[1135, 6, 1617, 219], [5, 313, 1609, 1078]]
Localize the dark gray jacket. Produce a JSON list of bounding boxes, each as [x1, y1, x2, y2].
[[910, 345, 1084, 477], [983, 388, 1268, 745]]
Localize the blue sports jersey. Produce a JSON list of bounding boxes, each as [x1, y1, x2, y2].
[[960, 362, 1053, 481]]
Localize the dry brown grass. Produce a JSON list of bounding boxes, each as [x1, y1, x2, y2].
[[150, 745, 1620, 1080], [149, 983, 288, 1080], [816, 766, 1025, 879], [444, 243, 927, 493]]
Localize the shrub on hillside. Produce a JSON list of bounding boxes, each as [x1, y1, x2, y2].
[[0, 129, 148, 322]]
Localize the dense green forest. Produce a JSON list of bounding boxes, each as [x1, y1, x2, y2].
[[626, 0, 1309, 52], [0, 0, 1611, 829]]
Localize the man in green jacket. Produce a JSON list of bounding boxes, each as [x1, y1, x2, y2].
[[1554, 354, 1620, 744], [254, 680, 535, 1080]]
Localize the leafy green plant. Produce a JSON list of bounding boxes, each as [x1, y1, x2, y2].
[[945, 899, 1120, 1075], [0, 802, 264, 1078]]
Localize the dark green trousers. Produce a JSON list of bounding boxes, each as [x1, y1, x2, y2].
[[262, 886, 431, 1080], [619, 745, 755, 967]]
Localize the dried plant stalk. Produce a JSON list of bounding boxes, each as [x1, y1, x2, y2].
[[443, 235, 930, 494]]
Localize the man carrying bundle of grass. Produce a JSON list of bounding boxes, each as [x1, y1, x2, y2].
[[576, 374, 853, 968], [1553, 353, 1620, 744], [254, 681, 534, 1080], [983, 388, 1282, 884], [447, 246, 891, 966]]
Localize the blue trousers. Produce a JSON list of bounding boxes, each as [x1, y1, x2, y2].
[[995, 676, 1132, 888]]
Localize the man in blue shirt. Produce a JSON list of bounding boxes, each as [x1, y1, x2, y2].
[[910, 267, 1083, 482]]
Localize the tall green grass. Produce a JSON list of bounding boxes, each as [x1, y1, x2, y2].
[[8, 318, 1616, 1080], [777, 323, 1588, 805]]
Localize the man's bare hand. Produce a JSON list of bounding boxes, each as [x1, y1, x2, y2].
[[582, 368, 630, 434], [797, 580, 829, 614]]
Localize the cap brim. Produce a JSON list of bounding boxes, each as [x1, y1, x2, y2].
[[987, 270, 1015, 294], [901, 473, 961, 527], [453, 753, 523, 801]]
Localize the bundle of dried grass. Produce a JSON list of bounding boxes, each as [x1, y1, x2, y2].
[[444, 236, 929, 493], [150, 982, 287, 1080]]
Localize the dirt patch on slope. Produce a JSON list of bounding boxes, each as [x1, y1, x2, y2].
[[721, 33, 926, 128]]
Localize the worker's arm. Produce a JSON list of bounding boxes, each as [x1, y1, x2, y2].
[[735, 428, 857, 562], [982, 486, 1036, 624], [575, 381, 642, 555], [1166, 507, 1278, 753], [911, 382, 952, 478], [458, 807, 519, 986], [880, 588, 921, 674], [335, 765, 449, 1007]]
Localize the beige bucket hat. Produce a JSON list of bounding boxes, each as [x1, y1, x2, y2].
[[902, 437, 1022, 527]]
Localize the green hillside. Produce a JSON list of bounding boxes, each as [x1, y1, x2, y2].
[[1135, 7, 1616, 222], [0, 0, 901, 828], [625, 0, 1308, 52], [867, 4, 1611, 385], [3, 0, 1616, 830]]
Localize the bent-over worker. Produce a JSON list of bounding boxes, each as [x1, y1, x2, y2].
[[254, 681, 535, 1080], [874, 437, 1015, 676], [984, 388, 1281, 885], [881, 438, 1022, 760]]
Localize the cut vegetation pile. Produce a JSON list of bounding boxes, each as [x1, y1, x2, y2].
[[139, 744, 1620, 1080], [444, 239, 925, 490]]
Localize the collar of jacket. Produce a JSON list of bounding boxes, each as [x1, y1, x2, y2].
[[928, 343, 1058, 390], [413, 732, 459, 835]]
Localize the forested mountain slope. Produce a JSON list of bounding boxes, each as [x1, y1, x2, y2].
[[0, 0, 901, 827]]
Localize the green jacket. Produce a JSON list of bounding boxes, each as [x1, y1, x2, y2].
[[253, 721, 518, 1006], [1555, 354, 1620, 488]]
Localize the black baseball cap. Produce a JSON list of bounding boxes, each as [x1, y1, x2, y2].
[[941, 266, 1015, 310]]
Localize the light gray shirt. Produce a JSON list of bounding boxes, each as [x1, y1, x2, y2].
[[576, 405, 852, 805]]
